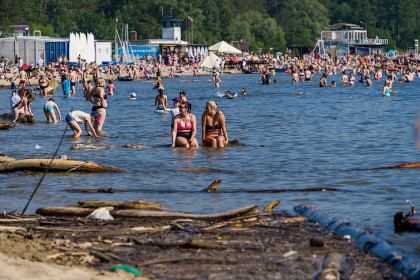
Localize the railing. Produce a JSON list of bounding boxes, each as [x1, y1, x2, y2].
[[323, 39, 388, 45]]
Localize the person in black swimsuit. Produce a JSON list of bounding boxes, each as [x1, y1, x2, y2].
[[201, 101, 228, 147], [86, 78, 107, 132]]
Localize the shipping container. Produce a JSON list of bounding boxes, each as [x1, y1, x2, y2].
[[45, 42, 69, 64]]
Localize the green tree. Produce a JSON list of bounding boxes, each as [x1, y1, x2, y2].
[[280, 0, 329, 46], [0, 18, 15, 38]]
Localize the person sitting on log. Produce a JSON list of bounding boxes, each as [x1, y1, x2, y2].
[[12, 88, 35, 123], [65, 111, 99, 138]]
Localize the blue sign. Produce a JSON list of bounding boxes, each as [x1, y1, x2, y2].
[[117, 46, 159, 58]]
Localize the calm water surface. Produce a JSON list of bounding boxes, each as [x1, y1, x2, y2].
[[0, 72, 419, 262]]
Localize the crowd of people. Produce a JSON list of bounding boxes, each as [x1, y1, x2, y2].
[[2, 50, 419, 147]]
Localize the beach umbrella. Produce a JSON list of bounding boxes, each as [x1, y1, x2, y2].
[[275, 52, 283, 55], [20, 63, 29, 69]]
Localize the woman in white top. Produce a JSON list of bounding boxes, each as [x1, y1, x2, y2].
[[65, 110, 99, 138]]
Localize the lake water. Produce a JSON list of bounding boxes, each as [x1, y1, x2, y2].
[[0, 72, 419, 263]]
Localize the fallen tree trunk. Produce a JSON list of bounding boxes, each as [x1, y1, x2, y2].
[[78, 200, 166, 210], [0, 159, 129, 173], [36, 205, 260, 221]]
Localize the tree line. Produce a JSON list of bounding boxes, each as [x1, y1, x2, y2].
[[1, 0, 419, 52]]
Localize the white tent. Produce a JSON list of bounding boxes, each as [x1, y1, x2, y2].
[[198, 52, 221, 68], [208, 41, 242, 54]]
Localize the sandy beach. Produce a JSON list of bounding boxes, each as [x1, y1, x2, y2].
[[0, 206, 405, 280]]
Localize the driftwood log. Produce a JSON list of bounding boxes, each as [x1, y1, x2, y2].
[[263, 200, 281, 212], [373, 162, 420, 169], [64, 188, 119, 193], [0, 120, 15, 130], [201, 179, 222, 192], [78, 200, 166, 210], [36, 205, 260, 221], [0, 159, 129, 173]]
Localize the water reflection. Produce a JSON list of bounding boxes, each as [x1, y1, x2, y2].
[[172, 147, 199, 163], [0, 73, 420, 263]]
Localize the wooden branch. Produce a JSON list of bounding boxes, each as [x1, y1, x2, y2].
[[372, 162, 420, 169], [263, 200, 280, 212], [202, 179, 222, 192], [36, 205, 260, 221], [0, 159, 129, 173], [65, 188, 119, 193]]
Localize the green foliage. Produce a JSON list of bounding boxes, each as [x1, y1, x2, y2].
[[30, 23, 58, 37], [0, 18, 15, 38], [0, 0, 417, 51]]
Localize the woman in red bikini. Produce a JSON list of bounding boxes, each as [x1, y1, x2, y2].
[[171, 102, 199, 148]]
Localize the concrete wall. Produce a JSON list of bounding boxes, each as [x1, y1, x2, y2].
[[0, 37, 67, 66]]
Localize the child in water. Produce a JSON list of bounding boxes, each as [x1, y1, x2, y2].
[[43, 98, 62, 123], [106, 80, 115, 96], [331, 81, 337, 87]]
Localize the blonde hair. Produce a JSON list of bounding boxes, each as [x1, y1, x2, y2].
[[96, 78, 105, 87], [206, 101, 218, 110]]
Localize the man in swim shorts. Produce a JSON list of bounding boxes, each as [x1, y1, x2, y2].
[[69, 68, 77, 94], [65, 110, 99, 138]]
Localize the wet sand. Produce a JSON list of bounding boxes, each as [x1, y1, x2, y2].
[[0, 209, 405, 279]]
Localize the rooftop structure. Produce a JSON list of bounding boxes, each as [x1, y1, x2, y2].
[[314, 24, 388, 56], [0, 25, 41, 37]]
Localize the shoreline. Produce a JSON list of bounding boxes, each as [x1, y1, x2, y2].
[[0, 69, 243, 90], [0, 204, 406, 279]]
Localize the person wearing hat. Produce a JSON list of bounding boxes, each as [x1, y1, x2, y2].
[[130, 92, 137, 99], [39, 73, 50, 96], [163, 97, 181, 131], [65, 110, 99, 138], [154, 87, 167, 111]]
